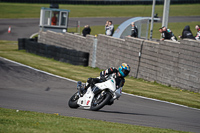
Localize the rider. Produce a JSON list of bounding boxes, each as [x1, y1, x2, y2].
[[81, 63, 131, 94]]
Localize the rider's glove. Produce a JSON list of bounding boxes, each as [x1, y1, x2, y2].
[[87, 78, 93, 84], [100, 76, 107, 82]]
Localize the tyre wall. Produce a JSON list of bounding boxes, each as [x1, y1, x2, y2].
[[38, 31, 94, 66], [37, 31, 200, 92], [18, 38, 89, 66]]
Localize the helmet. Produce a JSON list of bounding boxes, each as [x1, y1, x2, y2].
[[118, 63, 130, 77]]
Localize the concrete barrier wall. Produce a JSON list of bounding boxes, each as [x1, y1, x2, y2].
[[138, 40, 159, 81], [156, 40, 180, 87], [39, 31, 94, 66], [38, 31, 200, 92], [177, 39, 200, 92]]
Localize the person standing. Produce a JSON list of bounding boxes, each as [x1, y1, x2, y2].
[[51, 12, 57, 25], [162, 26, 177, 41], [159, 27, 171, 41], [178, 25, 195, 40], [105, 21, 114, 36], [130, 22, 138, 38], [195, 25, 200, 41], [82, 25, 91, 37], [105, 21, 109, 35]]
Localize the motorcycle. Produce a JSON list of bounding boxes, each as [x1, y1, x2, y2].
[[68, 73, 122, 111]]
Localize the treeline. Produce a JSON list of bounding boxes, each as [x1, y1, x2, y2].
[[1, 0, 200, 5]]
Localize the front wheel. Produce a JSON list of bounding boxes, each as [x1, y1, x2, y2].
[[90, 91, 112, 111], [68, 92, 80, 108]]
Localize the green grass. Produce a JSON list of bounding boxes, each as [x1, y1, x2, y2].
[[0, 108, 190, 133], [0, 41, 200, 110], [0, 2, 200, 18], [1, 2, 199, 40], [68, 21, 200, 40], [0, 3, 199, 133], [68, 25, 119, 36], [152, 21, 199, 40]]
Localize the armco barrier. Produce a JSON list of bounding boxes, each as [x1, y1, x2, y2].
[[18, 38, 89, 66], [37, 31, 200, 93]]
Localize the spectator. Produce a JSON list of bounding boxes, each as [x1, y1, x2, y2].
[[159, 27, 171, 41], [162, 26, 177, 41], [105, 21, 109, 34], [179, 25, 195, 40], [82, 25, 91, 37], [129, 22, 138, 38], [51, 12, 57, 25], [105, 21, 114, 36], [195, 25, 200, 41], [159, 28, 163, 35]]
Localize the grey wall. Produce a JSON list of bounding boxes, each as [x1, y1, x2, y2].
[[38, 31, 200, 92]]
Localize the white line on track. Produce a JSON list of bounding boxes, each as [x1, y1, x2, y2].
[[1, 57, 200, 111]]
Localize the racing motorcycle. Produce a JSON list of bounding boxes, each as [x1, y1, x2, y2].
[[68, 73, 122, 111]]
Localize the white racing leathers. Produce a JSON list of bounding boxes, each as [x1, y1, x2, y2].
[[68, 74, 122, 111]]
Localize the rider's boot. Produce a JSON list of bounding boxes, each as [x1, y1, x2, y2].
[[77, 81, 85, 96]]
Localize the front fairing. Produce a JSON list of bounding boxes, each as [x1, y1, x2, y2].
[[77, 87, 94, 108], [95, 77, 122, 99], [95, 78, 116, 92]]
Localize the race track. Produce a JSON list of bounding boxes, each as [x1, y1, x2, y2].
[[0, 57, 200, 133], [0, 16, 200, 41]]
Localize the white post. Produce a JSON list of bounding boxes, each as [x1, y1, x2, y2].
[[149, 0, 156, 40], [162, 0, 170, 28], [78, 21, 80, 34], [92, 36, 98, 68], [146, 19, 149, 40]]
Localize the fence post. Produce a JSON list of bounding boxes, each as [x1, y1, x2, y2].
[[78, 21, 80, 34], [91, 35, 98, 68]]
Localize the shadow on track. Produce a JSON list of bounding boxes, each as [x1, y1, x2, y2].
[[98, 110, 168, 118]]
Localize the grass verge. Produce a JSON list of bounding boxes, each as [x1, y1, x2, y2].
[[68, 21, 200, 40], [0, 108, 190, 133], [0, 41, 200, 109], [0, 2, 200, 18]]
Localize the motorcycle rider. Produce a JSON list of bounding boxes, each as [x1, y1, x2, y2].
[[80, 63, 131, 95], [195, 25, 200, 41]]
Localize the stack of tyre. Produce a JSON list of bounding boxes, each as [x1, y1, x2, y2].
[[18, 38, 89, 66]]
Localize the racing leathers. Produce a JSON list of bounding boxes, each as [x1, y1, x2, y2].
[[84, 67, 125, 91]]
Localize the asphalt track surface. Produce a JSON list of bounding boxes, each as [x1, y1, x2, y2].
[[0, 16, 200, 132], [0, 57, 200, 133], [0, 16, 200, 41]]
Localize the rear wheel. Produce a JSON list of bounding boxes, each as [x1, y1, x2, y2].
[[68, 92, 80, 108], [90, 91, 111, 111]]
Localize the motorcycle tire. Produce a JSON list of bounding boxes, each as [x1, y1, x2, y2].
[[90, 91, 111, 111], [68, 92, 80, 109]]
